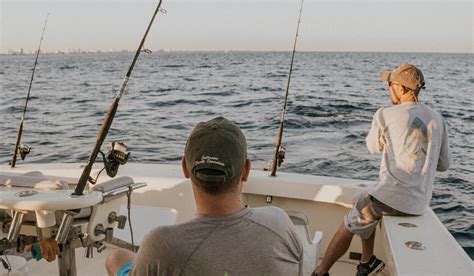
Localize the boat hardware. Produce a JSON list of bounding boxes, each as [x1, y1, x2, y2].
[[266, 195, 273, 204], [10, 14, 49, 168], [398, 222, 418, 228], [15, 190, 37, 198], [94, 242, 107, 253], [55, 211, 78, 244], [85, 244, 94, 259], [269, 0, 304, 176], [73, 0, 165, 196], [108, 211, 127, 229], [405, 241, 426, 250], [6, 211, 25, 242], [93, 224, 113, 243]]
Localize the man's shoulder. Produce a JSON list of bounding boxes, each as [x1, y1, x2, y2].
[[384, 103, 444, 121], [141, 220, 197, 247], [247, 206, 294, 233], [250, 206, 288, 220], [250, 206, 289, 218], [423, 104, 444, 119]]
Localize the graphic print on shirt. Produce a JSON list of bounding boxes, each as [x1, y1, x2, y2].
[[403, 117, 429, 173]]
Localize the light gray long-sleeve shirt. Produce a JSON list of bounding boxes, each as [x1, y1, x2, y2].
[[366, 102, 451, 215]]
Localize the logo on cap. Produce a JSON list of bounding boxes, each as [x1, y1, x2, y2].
[[195, 156, 225, 167]]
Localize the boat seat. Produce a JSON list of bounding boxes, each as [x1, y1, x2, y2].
[[0, 171, 68, 189], [287, 211, 323, 276], [114, 205, 177, 245]]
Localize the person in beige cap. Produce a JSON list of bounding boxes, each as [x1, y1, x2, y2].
[[314, 64, 451, 276], [106, 117, 303, 276]]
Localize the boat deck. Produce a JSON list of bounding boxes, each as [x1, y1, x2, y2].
[[26, 244, 386, 276]]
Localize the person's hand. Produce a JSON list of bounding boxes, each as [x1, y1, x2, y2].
[[39, 239, 60, 262]]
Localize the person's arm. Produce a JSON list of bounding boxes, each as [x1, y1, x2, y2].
[[366, 108, 385, 154], [436, 119, 451, 171]]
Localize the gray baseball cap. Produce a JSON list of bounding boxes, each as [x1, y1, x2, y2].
[[380, 64, 425, 91], [184, 117, 247, 183]]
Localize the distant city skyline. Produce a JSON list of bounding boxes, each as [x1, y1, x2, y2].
[[1, 0, 473, 54]]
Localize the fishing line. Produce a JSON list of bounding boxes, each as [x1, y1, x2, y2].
[[270, 0, 304, 176], [10, 13, 49, 168], [127, 188, 136, 253]]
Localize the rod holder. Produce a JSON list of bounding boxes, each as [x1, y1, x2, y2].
[[85, 245, 94, 259], [55, 211, 76, 244], [7, 211, 25, 242]]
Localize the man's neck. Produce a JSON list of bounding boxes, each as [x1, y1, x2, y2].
[[399, 91, 418, 103], [193, 185, 245, 216], [400, 98, 417, 103]]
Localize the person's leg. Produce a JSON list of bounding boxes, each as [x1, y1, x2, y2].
[[106, 249, 135, 276], [315, 223, 354, 275], [315, 191, 381, 275], [361, 228, 376, 263]]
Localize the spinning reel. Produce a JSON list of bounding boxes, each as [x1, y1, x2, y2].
[[275, 145, 286, 167], [100, 142, 130, 178], [89, 142, 130, 184], [18, 144, 31, 160], [9, 144, 31, 166], [264, 145, 286, 171]]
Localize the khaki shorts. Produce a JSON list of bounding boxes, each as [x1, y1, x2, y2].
[[344, 191, 412, 239]]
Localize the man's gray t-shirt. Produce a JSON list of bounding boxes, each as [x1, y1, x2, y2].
[[131, 206, 303, 276]]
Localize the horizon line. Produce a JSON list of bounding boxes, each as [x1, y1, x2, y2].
[[2, 49, 473, 55]]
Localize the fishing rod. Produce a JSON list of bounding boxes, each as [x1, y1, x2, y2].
[[270, 0, 304, 177], [72, 0, 164, 196], [10, 14, 50, 168]]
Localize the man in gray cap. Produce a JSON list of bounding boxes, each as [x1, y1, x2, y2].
[[107, 117, 303, 276], [314, 64, 451, 276]]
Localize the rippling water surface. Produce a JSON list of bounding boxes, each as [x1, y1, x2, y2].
[[1, 52, 473, 258]]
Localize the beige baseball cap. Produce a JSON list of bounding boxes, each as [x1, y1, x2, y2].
[[380, 64, 425, 91], [184, 117, 247, 183]]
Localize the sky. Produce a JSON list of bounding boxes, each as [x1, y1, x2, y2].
[[1, 0, 473, 54]]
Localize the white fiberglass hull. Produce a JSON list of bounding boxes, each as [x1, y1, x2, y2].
[[1, 163, 472, 275]]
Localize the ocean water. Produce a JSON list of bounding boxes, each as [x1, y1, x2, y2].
[[1, 51, 473, 258]]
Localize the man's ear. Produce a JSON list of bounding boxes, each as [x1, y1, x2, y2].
[[181, 157, 191, 179], [241, 159, 251, 182], [401, 85, 410, 94]]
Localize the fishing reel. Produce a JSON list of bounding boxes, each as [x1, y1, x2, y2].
[[99, 142, 130, 178], [264, 145, 286, 171], [18, 144, 31, 160], [275, 145, 286, 167]]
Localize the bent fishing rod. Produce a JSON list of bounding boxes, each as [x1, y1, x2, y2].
[[72, 0, 164, 196], [10, 14, 49, 168], [270, 0, 304, 177]]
